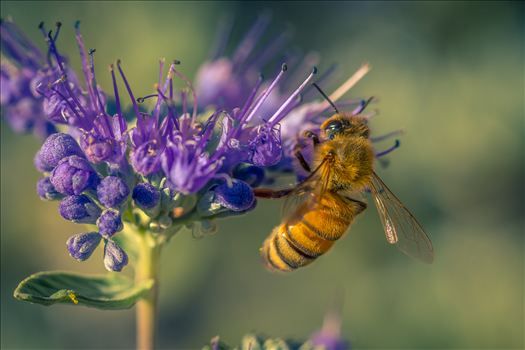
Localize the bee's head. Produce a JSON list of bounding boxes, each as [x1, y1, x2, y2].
[[320, 114, 370, 140]]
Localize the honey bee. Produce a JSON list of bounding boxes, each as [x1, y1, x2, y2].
[[254, 84, 433, 272]]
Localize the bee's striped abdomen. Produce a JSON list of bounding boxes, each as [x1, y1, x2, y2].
[[261, 193, 364, 272]]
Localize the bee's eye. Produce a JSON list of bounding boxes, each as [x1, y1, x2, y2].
[[325, 120, 344, 139]]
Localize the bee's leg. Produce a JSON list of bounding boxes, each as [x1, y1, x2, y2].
[[304, 131, 320, 147], [254, 188, 294, 199], [344, 196, 368, 214], [293, 144, 311, 173]]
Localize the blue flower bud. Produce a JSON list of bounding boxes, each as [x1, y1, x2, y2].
[[103, 239, 128, 272], [50, 155, 99, 195], [214, 180, 255, 211], [96, 176, 130, 208], [233, 164, 265, 188], [34, 151, 49, 173], [36, 177, 63, 201], [132, 183, 160, 210], [66, 232, 101, 261], [36, 133, 84, 172], [59, 195, 101, 224], [97, 209, 123, 238]]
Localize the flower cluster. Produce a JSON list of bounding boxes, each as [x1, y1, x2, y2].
[[2, 17, 395, 272], [0, 19, 57, 138]]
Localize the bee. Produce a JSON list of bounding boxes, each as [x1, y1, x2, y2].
[[254, 84, 433, 272]]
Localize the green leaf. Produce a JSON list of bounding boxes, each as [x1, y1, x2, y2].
[[14, 271, 154, 309]]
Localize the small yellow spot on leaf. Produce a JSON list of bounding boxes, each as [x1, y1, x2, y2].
[[68, 292, 79, 305]]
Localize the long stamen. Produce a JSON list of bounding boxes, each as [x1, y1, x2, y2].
[[268, 66, 318, 125], [46, 30, 66, 73], [74, 20, 97, 110], [352, 96, 374, 115], [237, 74, 264, 122], [249, 28, 292, 70], [38, 21, 47, 38], [171, 61, 198, 125], [109, 64, 121, 117], [232, 13, 271, 66], [375, 140, 401, 158], [49, 85, 82, 123], [116, 59, 141, 119], [2, 19, 43, 58], [241, 63, 287, 126], [46, 29, 89, 118], [52, 21, 62, 42], [371, 129, 404, 143], [210, 15, 234, 60], [0, 21, 42, 67], [324, 63, 371, 108], [153, 60, 175, 121], [88, 49, 107, 114], [156, 87, 180, 131]]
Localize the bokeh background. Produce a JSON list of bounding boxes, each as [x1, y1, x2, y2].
[[1, 1, 523, 349]]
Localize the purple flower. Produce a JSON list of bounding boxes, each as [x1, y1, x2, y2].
[[132, 183, 160, 210], [35, 133, 84, 172], [130, 140, 163, 176], [310, 312, 349, 350], [247, 124, 283, 167], [97, 209, 123, 238], [36, 177, 63, 201], [103, 239, 128, 272], [162, 136, 224, 195], [59, 195, 101, 224], [66, 232, 101, 261], [213, 180, 255, 212], [195, 14, 291, 110], [0, 20, 57, 138], [96, 176, 130, 208], [50, 155, 99, 195]]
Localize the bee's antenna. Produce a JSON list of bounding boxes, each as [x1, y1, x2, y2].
[[313, 83, 339, 114]]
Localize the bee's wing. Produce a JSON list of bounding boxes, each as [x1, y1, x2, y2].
[[282, 155, 332, 225], [369, 171, 434, 263]]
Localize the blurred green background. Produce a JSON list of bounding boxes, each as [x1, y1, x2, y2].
[[1, 1, 523, 349]]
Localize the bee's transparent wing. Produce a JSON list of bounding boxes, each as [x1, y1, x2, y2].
[[282, 156, 332, 226], [369, 172, 434, 263]]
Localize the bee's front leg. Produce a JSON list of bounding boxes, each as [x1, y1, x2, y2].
[[293, 144, 311, 173], [303, 130, 320, 147]]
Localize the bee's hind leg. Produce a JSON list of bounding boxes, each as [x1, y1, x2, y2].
[[253, 188, 294, 199]]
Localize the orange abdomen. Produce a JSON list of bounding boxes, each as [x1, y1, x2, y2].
[[261, 193, 365, 272]]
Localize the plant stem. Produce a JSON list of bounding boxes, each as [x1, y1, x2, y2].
[[135, 233, 161, 350]]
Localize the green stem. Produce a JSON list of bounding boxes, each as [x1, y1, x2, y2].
[[135, 233, 161, 350]]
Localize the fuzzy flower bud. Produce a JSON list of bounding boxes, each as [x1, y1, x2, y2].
[[97, 209, 123, 238], [103, 239, 128, 272], [233, 164, 265, 188], [50, 155, 99, 195], [132, 183, 160, 210], [66, 232, 101, 261], [59, 195, 101, 224], [214, 180, 255, 212], [36, 133, 84, 172], [96, 176, 130, 208], [36, 177, 63, 201]]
